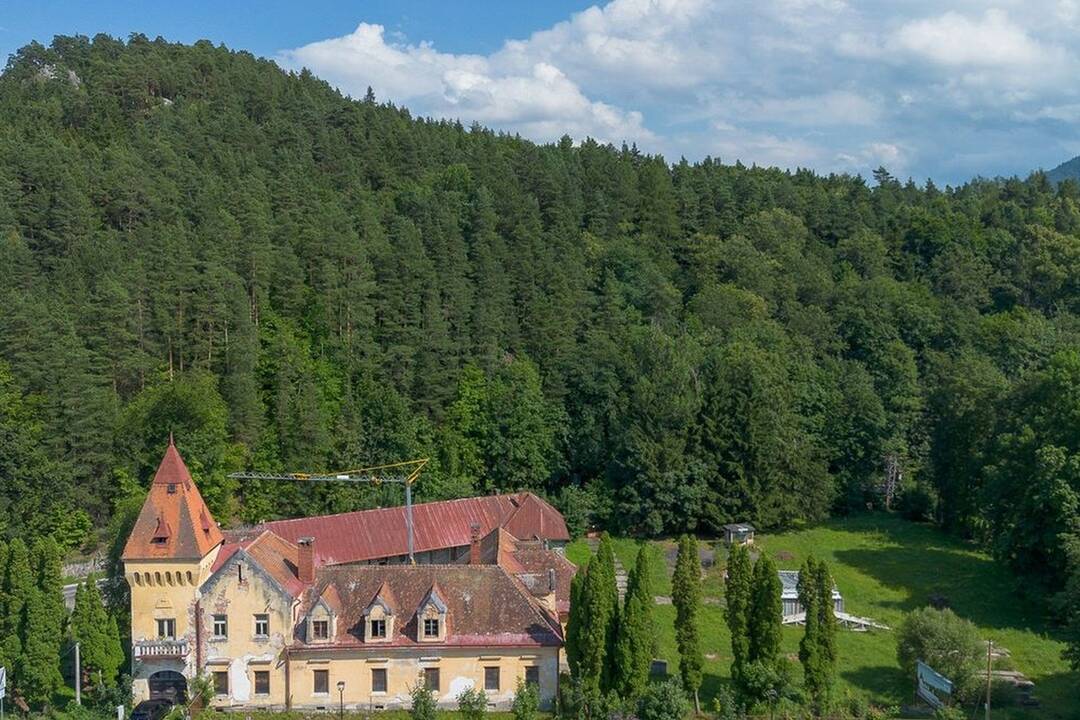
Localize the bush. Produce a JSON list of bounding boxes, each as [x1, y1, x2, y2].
[[711, 685, 741, 720], [511, 677, 539, 720], [897, 483, 936, 522], [410, 679, 438, 720], [636, 679, 689, 720], [932, 707, 965, 720], [457, 686, 488, 720], [897, 607, 982, 701]]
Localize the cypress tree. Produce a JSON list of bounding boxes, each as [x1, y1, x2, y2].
[[0, 539, 7, 670], [798, 556, 829, 712], [32, 537, 65, 657], [1, 538, 31, 687], [18, 586, 64, 707], [566, 559, 588, 678], [613, 545, 656, 700], [814, 559, 838, 697], [724, 543, 752, 689], [104, 612, 125, 687], [672, 535, 703, 712], [578, 535, 622, 690], [748, 554, 782, 665]]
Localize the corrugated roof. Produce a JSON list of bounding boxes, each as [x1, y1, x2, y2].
[[122, 438, 224, 561], [299, 565, 562, 648], [262, 492, 568, 566]]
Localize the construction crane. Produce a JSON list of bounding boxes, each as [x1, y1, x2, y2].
[[228, 459, 429, 563]]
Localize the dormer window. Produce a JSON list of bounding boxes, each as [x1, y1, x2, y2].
[[167, 483, 177, 494], [370, 618, 386, 638], [416, 583, 448, 642], [312, 619, 329, 641], [363, 582, 396, 643]]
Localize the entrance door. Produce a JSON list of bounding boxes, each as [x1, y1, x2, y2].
[[148, 671, 187, 703]]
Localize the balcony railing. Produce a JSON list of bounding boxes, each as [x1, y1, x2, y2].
[[133, 639, 189, 659]]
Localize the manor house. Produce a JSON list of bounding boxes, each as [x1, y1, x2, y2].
[[122, 439, 572, 711]]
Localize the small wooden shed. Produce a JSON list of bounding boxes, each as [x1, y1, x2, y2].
[[723, 523, 755, 546]]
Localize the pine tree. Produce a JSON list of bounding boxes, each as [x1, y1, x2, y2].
[[748, 554, 782, 665], [613, 545, 656, 700], [672, 535, 703, 712], [724, 543, 752, 690]]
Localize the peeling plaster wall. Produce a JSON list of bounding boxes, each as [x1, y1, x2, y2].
[[200, 553, 295, 709]]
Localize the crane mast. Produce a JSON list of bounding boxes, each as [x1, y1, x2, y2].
[[228, 458, 428, 563]]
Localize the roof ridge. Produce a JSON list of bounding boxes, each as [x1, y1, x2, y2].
[[262, 493, 515, 526]]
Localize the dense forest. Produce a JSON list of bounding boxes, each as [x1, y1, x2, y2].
[[1, 35, 1079, 612]]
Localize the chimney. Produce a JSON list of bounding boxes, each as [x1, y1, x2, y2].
[[298, 537, 315, 583], [542, 568, 558, 616], [469, 523, 482, 565]]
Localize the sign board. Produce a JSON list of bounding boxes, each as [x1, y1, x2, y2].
[[916, 660, 952, 709], [0, 665, 6, 699]]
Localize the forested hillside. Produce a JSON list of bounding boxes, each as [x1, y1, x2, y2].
[[2, 35, 1079, 600]]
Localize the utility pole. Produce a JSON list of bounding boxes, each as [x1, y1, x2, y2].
[[985, 639, 993, 720], [74, 641, 82, 706]]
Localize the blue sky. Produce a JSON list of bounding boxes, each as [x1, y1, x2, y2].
[[4, 0, 1080, 184]]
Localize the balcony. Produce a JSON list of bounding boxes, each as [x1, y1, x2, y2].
[[134, 639, 190, 659]]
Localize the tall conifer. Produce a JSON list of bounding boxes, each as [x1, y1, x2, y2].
[[672, 535, 703, 712], [613, 545, 656, 700], [748, 554, 782, 665], [724, 543, 752, 689]]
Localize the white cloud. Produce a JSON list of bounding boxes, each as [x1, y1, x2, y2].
[[282, 21, 652, 145], [280, 0, 1080, 182]]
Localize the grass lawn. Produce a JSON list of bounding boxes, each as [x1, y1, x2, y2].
[[567, 514, 1076, 719]]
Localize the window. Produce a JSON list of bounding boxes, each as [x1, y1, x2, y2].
[[312, 619, 329, 641], [423, 618, 440, 638], [167, 483, 177, 494], [313, 669, 329, 695], [213, 672, 229, 696], [212, 615, 228, 640], [254, 671, 270, 696], [484, 666, 500, 692], [151, 536, 167, 545], [525, 667, 539, 687], [254, 614, 270, 637], [156, 618, 176, 640], [369, 619, 386, 639], [423, 667, 440, 692], [371, 668, 387, 693], [237, 565, 244, 582]]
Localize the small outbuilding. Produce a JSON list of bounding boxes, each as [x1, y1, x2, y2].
[[723, 523, 755, 546], [779, 570, 844, 618]]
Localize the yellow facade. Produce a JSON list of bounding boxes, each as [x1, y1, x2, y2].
[[283, 647, 560, 711], [125, 549, 221, 702]]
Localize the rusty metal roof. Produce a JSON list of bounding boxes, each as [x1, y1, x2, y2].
[[261, 492, 568, 566]]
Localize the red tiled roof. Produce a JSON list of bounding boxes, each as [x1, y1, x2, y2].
[[262, 492, 568, 566], [299, 565, 562, 648], [122, 438, 224, 560]]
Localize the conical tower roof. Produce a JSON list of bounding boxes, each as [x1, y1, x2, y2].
[[122, 436, 224, 560]]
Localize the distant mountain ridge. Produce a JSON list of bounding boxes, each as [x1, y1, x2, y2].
[[1046, 155, 1080, 184]]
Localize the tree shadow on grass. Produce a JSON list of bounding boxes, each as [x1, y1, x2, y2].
[[841, 665, 908, 704], [834, 540, 1055, 637]]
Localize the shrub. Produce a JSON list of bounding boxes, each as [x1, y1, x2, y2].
[[897, 483, 936, 522], [410, 678, 438, 720], [932, 706, 966, 720], [511, 677, 539, 720], [897, 607, 982, 700], [457, 686, 488, 720], [636, 679, 689, 720], [711, 685, 741, 720]]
